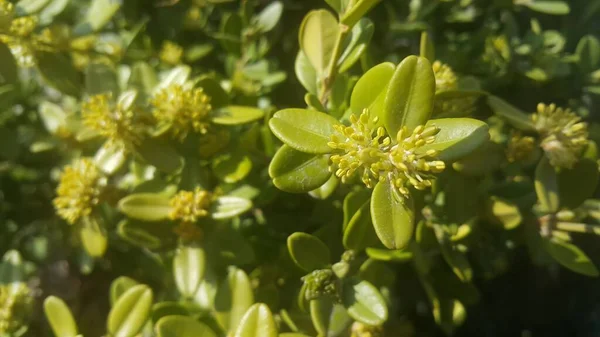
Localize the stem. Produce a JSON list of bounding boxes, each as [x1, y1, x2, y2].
[[555, 222, 600, 235], [319, 23, 350, 105]]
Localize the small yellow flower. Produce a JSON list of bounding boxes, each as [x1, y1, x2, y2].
[[506, 132, 536, 163], [351, 322, 384, 337], [151, 84, 213, 141], [432, 61, 457, 92], [54, 158, 105, 225], [328, 109, 393, 188], [159, 40, 183, 65], [9, 16, 36, 37], [82, 93, 145, 149], [169, 187, 213, 223], [389, 125, 445, 196], [0, 283, 33, 335], [532, 103, 589, 169]]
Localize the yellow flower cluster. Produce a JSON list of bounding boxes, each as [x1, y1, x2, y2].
[[82, 93, 145, 149], [328, 109, 445, 197], [151, 84, 213, 141], [506, 132, 536, 163], [351, 322, 383, 337], [0, 283, 33, 335], [54, 158, 105, 225], [532, 103, 589, 169], [159, 41, 183, 65], [432, 61, 457, 92], [169, 187, 213, 223]]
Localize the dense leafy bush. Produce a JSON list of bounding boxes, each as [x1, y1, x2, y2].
[[1, 0, 600, 336]]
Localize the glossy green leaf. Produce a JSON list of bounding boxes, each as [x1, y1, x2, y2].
[[365, 248, 413, 262], [80, 217, 108, 258], [420, 31, 435, 62], [343, 189, 371, 230], [155, 315, 216, 337], [151, 302, 191, 323], [212, 106, 264, 125], [155, 65, 191, 92], [341, 278, 388, 325], [94, 142, 126, 175], [558, 142, 599, 209], [38, 0, 69, 25], [39, 101, 67, 135], [211, 196, 253, 219], [576, 35, 600, 74], [383, 55, 435, 135], [85, 62, 118, 96], [520, 1, 570, 15], [269, 145, 332, 193], [213, 152, 253, 184], [340, 0, 382, 28], [287, 232, 331, 271], [117, 220, 176, 250], [110, 277, 139, 306], [371, 179, 415, 249], [36, 51, 82, 97], [338, 18, 374, 73], [343, 199, 381, 250], [269, 109, 338, 154], [309, 298, 352, 337], [107, 284, 153, 337], [234, 303, 278, 337], [295, 51, 318, 95], [15, 0, 51, 15], [219, 13, 242, 55], [196, 76, 229, 109], [452, 141, 504, 176], [174, 246, 206, 298], [489, 197, 522, 230], [255, 1, 283, 33], [350, 62, 395, 116], [129, 62, 158, 97], [134, 137, 183, 173], [215, 267, 254, 333], [487, 96, 536, 132], [534, 157, 559, 213], [118, 193, 172, 221], [308, 174, 339, 200], [73, 0, 121, 36], [44, 296, 78, 337], [418, 118, 490, 162], [545, 238, 599, 276], [299, 9, 339, 75]]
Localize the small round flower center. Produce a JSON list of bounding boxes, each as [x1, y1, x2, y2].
[[432, 61, 457, 92], [169, 187, 213, 223]]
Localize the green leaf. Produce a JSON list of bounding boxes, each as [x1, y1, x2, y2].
[[117, 220, 176, 250], [254, 1, 283, 33], [94, 142, 126, 175], [341, 278, 388, 325], [343, 189, 371, 230], [73, 0, 122, 36], [269, 145, 332, 193], [308, 174, 339, 199], [173, 246, 206, 298], [80, 217, 108, 258], [299, 9, 339, 75], [110, 277, 139, 306], [44, 296, 78, 337], [418, 118, 490, 162], [196, 76, 229, 109], [343, 199, 381, 250], [534, 157, 560, 213], [234, 303, 278, 337], [36, 51, 82, 97], [211, 196, 253, 219], [219, 12, 242, 55], [38, 0, 69, 25], [365, 248, 413, 262], [340, 0, 382, 28], [520, 1, 570, 15], [215, 267, 255, 334], [371, 180, 415, 249], [118, 193, 173, 221], [134, 137, 183, 174], [545, 238, 599, 276], [156, 315, 216, 337], [295, 51, 318, 95], [129, 62, 158, 98], [487, 96, 536, 132], [287, 232, 331, 271], [338, 18, 374, 73], [420, 31, 435, 62], [107, 284, 153, 337], [309, 298, 352, 337], [85, 62, 119, 96], [383, 55, 435, 135], [350, 62, 395, 116], [576, 35, 600, 74], [212, 106, 264, 125], [558, 142, 599, 209], [38, 101, 67, 135], [15, 0, 51, 15], [488, 197, 522, 230], [438, 237, 473, 282], [452, 141, 504, 176], [269, 109, 338, 154], [213, 152, 252, 184]]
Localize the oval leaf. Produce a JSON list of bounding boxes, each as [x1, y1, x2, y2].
[[287, 232, 331, 272], [350, 62, 395, 116], [110, 276, 139, 306], [487, 96, 536, 132], [269, 109, 338, 154], [299, 10, 339, 75], [107, 284, 153, 337], [309, 298, 352, 337], [371, 180, 415, 249], [211, 196, 253, 219], [269, 145, 332, 193], [234, 303, 278, 337], [214, 267, 255, 334], [118, 193, 172, 221], [174, 246, 206, 298], [545, 238, 599, 277], [418, 118, 490, 162], [212, 106, 264, 125], [535, 157, 560, 213], [341, 278, 388, 325], [44, 296, 78, 337], [155, 315, 216, 337]]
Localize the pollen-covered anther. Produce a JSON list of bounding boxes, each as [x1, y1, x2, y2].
[[432, 61, 458, 92], [389, 125, 445, 197], [327, 109, 392, 188], [169, 187, 213, 223]]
